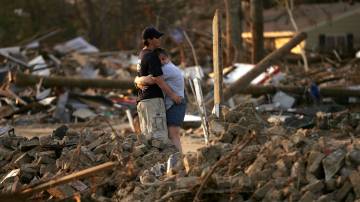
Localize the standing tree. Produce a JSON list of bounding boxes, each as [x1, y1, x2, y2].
[[250, 0, 264, 63], [224, 0, 233, 66]]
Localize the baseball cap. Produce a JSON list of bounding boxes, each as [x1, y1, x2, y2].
[[142, 27, 164, 40]]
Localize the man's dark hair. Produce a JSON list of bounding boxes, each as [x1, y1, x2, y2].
[[142, 27, 163, 47], [142, 27, 164, 40], [153, 48, 168, 57]]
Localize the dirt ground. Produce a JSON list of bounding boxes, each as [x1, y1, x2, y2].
[[14, 122, 205, 153]]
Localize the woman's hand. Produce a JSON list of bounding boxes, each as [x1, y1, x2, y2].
[[171, 94, 182, 104], [135, 75, 154, 90], [137, 83, 148, 90]]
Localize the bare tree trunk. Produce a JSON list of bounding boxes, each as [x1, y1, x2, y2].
[[250, 0, 264, 63], [224, 0, 243, 64], [83, 0, 98, 46], [232, 0, 243, 62], [224, 0, 232, 66], [285, 0, 309, 72]]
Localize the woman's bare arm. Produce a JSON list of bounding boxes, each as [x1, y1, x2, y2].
[[134, 75, 155, 85], [152, 76, 182, 104]]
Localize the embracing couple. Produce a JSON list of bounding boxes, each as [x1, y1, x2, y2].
[[135, 27, 186, 154]]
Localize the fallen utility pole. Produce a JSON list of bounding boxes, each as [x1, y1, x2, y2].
[[20, 161, 117, 196], [234, 85, 360, 97], [206, 32, 307, 107], [14, 72, 134, 90]]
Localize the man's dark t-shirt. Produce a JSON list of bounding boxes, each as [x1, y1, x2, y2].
[[137, 49, 164, 102]]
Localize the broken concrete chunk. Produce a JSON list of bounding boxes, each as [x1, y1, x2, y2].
[[93, 143, 108, 154], [225, 123, 247, 140], [39, 135, 52, 145], [19, 137, 39, 152], [348, 150, 360, 166], [69, 180, 88, 192], [263, 188, 282, 201], [52, 125, 69, 140], [325, 179, 337, 192], [47, 184, 75, 199], [151, 139, 166, 149], [19, 166, 37, 184], [14, 152, 34, 166], [299, 191, 315, 202], [215, 176, 232, 188], [251, 167, 275, 183], [349, 171, 360, 199], [0, 136, 25, 149], [183, 152, 197, 174], [290, 129, 307, 145], [322, 149, 346, 180], [0, 145, 14, 161], [345, 192, 355, 202], [176, 176, 199, 189], [39, 163, 57, 176], [253, 180, 274, 199], [245, 155, 267, 176], [149, 163, 166, 177], [37, 155, 56, 164], [307, 150, 325, 174], [209, 119, 227, 136], [291, 159, 307, 184], [62, 135, 79, 146], [139, 170, 156, 184], [196, 144, 222, 165], [301, 179, 324, 194], [335, 180, 352, 201], [88, 137, 104, 151], [37, 151, 57, 159], [317, 193, 335, 202], [133, 144, 148, 157], [80, 146, 97, 162], [238, 175, 254, 192]]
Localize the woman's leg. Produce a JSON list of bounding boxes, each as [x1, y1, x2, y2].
[[168, 126, 182, 153], [166, 100, 186, 153]]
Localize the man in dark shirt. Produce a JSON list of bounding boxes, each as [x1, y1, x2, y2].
[[137, 44, 164, 101], [136, 27, 180, 142]]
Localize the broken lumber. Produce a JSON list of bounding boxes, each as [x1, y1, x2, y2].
[[14, 72, 134, 90], [0, 52, 30, 68], [20, 161, 117, 196], [206, 32, 307, 107], [213, 9, 223, 118]]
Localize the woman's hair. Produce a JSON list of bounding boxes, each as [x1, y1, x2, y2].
[[143, 39, 149, 46], [153, 48, 168, 57]]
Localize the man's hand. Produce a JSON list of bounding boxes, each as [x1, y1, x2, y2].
[[171, 94, 182, 104]]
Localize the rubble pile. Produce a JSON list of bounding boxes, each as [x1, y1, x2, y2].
[[116, 104, 360, 202], [0, 18, 360, 202], [0, 37, 138, 125], [0, 124, 177, 201]]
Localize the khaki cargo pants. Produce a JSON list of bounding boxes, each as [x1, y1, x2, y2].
[[137, 98, 169, 142]]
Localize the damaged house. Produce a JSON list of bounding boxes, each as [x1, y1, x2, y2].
[[242, 2, 360, 55]]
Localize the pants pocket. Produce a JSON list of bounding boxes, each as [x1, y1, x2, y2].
[[152, 113, 165, 131]]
